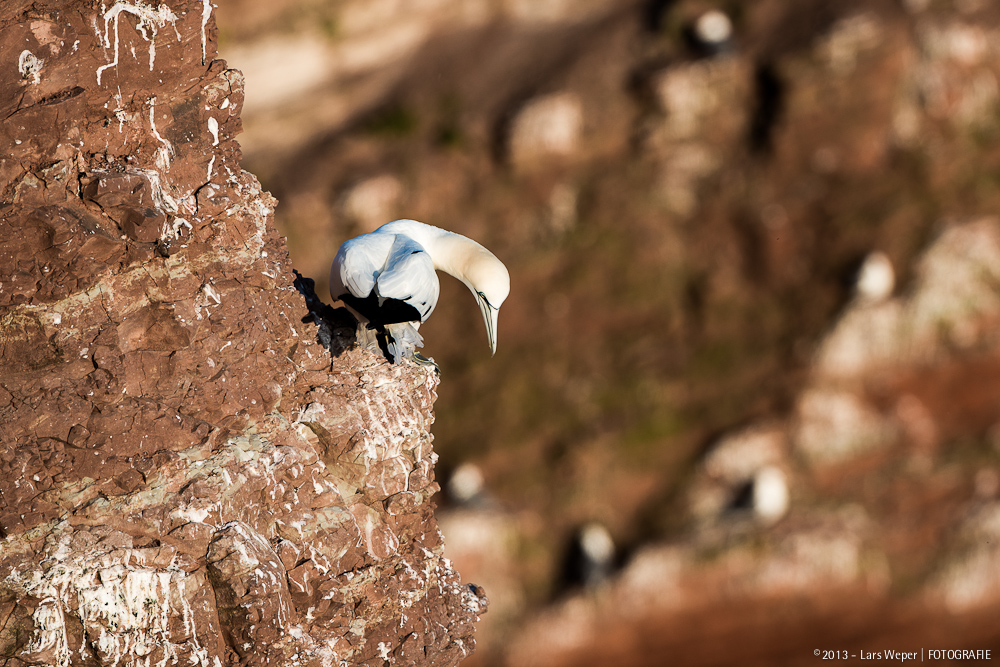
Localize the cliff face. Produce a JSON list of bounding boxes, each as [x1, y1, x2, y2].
[[0, 1, 482, 665]]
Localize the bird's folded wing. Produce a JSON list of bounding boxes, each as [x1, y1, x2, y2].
[[335, 235, 391, 298], [375, 235, 440, 320]]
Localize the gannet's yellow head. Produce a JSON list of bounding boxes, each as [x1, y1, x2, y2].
[[382, 219, 510, 356], [465, 249, 510, 355]]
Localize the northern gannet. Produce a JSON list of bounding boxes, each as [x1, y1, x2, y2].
[[330, 219, 510, 364]]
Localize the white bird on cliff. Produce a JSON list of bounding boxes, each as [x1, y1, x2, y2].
[[330, 219, 510, 364]]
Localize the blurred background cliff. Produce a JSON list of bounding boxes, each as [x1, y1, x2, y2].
[[216, 0, 1000, 663]]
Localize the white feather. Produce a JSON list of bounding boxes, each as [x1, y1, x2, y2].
[[332, 233, 392, 300], [374, 234, 439, 319]]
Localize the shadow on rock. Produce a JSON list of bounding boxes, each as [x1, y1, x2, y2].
[[293, 269, 357, 358]]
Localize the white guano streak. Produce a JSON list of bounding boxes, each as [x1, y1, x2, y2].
[[207, 116, 219, 145], [18, 556, 211, 667], [95, 1, 180, 85], [200, 0, 212, 64], [148, 97, 173, 171]]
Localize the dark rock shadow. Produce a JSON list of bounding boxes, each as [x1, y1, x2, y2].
[[296, 270, 426, 365], [293, 270, 357, 358]]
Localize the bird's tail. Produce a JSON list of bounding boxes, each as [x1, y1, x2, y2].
[[383, 322, 424, 364]]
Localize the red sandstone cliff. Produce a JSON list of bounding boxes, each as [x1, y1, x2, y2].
[[0, 1, 483, 664]]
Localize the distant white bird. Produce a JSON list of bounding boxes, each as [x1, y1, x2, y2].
[[447, 462, 486, 505], [694, 10, 733, 48], [330, 219, 510, 364], [855, 251, 895, 303], [563, 522, 616, 590], [752, 465, 789, 524]]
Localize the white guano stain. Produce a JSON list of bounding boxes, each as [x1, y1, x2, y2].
[[95, 1, 180, 85], [202, 282, 221, 304], [13, 545, 213, 667], [148, 97, 173, 171], [131, 167, 186, 215], [164, 217, 192, 241], [207, 116, 219, 145], [200, 0, 212, 64], [18, 49, 44, 84], [377, 642, 391, 660]]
